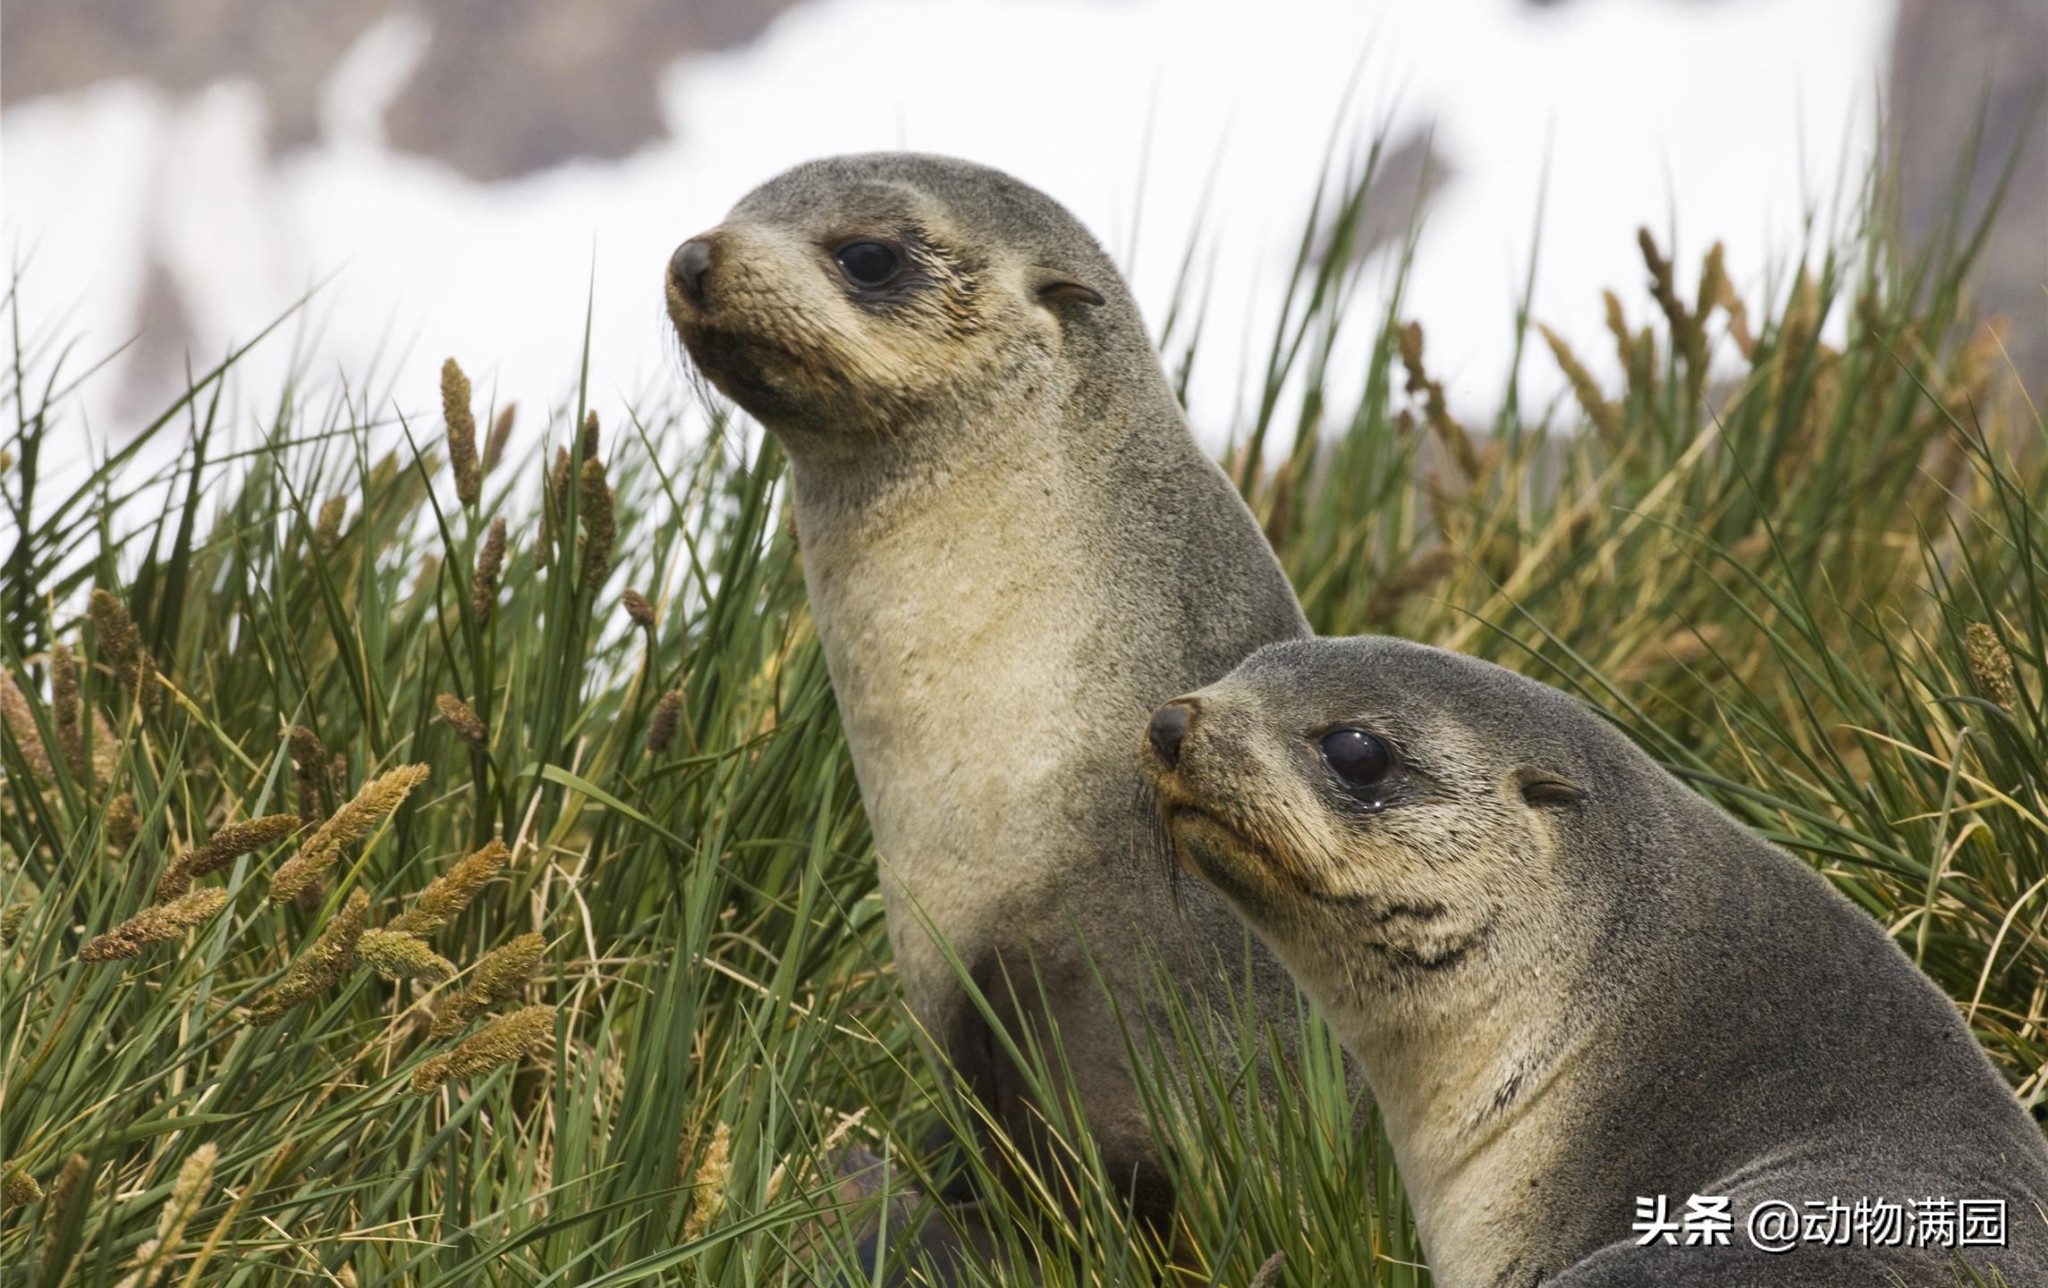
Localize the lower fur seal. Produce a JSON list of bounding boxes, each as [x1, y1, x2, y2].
[[1144, 635, 2048, 1286]]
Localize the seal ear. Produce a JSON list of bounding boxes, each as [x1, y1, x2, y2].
[[1033, 270, 1106, 308], [1516, 768, 1584, 807]]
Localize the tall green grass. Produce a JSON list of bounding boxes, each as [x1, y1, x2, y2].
[[1, 147, 2041, 1286]]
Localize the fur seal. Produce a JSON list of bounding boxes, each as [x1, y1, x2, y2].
[[1143, 636, 2048, 1287], [665, 154, 1311, 1223]]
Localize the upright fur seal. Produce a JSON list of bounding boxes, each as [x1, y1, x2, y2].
[[665, 154, 1311, 1222], [1144, 636, 2048, 1287]]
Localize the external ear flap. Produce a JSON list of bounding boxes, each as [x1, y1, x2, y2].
[[1034, 270, 1106, 307], [1517, 768, 1584, 807]]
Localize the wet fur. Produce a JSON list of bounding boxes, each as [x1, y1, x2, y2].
[[1149, 637, 2048, 1287]]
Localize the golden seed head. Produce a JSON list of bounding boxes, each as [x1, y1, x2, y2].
[[412, 1003, 555, 1093], [52, 641, 84, 781], [391, 839, 509, 935], [0, 670, 54, 784], [105, 793, 140, 855], [442, 358, 481, 507], [683, 1121, 733, 1241], [162, 813, 301, 899], [1366, 547, 1460, 623], [472, 516, 508, 621], [358, 929, 457, 983], [484, 402, 516, 474], [116, 1143, 216, 1288], [1965, 622, 2018, 712], [2, 1164, 42, 1208], [579, 458, 615, 583], [1537, 323, 1622, 442], [580, 409, 601, 462], [622, 589, 656, 630], [1, 901, 28, 946], [314, 497, 347, 555], [289, 725, 330, 826], [647, 689, 683, 754], [431, 931, 546, 1039], [1695, 241, 1729, 323], [249, 888, 370, 1025], [1637, 227, 1689, 348], [270, 764, 430, 904], [89, 589, 160, 713], [78, 889, 230, 962], [435, 694, 489, 751], [39, 1152, 89, 1267], [1249, 1250, 1286, 1288]]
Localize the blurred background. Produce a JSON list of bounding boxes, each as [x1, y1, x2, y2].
[[2, 0, 2042, 453]]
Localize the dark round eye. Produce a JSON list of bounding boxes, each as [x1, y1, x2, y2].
[[1320, 728, 1392, 787], [834, 240, 902, 288]]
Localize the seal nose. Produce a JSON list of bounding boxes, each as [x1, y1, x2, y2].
[[1148, 701, 1196, 769], [670, 237, 714, 306]]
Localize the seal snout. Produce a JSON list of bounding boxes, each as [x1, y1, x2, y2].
[[669, 235, 717, 308], [1147, 700, 1198, 769]]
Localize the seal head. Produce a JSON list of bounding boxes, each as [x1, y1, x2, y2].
[[1146, 636, 2048, 1287], [668, 152, 1122, 453]]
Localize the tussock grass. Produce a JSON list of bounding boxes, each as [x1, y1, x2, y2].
[[1, 145, 2041, 1285]]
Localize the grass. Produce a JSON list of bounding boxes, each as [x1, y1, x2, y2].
[[0, 144, 2042, 1286]]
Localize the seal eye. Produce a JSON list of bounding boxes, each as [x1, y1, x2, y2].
[[1321, 728, 1392, 788], [834, 240, 902, 288]]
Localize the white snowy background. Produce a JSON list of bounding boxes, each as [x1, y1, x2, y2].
[[2, 0, 1893, 465]]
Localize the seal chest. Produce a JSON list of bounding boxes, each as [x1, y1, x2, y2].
[[1145, 636, 2048, 1286], [666, 152, 1312, 1225]]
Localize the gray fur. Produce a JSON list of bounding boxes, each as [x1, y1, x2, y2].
[[1149, 636, 2048, 1287], [667, 153, 1311, 1219]]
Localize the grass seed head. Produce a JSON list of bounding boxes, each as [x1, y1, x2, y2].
[[1965, 622, 2019, 712], [622, 588, 656, 630], [580, 409, 601, 462], [0, 670, 54, 783], [1366, 547, 1460, 623], [431, 931, 545, 1038], [271, 764, 429, 904], [89, 589, 160, 712], [249, 888, 369, 1024], [412, 1003, 554, 1092], [647, 689, 683, 754], [472, 516, 507, 621], [580, 457, 615, 583], [39, 1152, 89, 1267], [79, 889, 229, 962], [2, 1164, 42, 1208], [391, 839, 508, 935], [1248, 1250, 1285, 1288], [114, 1143, 216, 1288], [289, 725, 330, 826], [442, 358, 480, 506], [159, 813, 301, 900], [358, 929, 456, 983], [314, 497, 347, 555], [683, 1121, 733, 1241], [435, 694, 488, 751], [1538, 323, 1623, 442], [52, 640, 84, 780], [105, 792, 140, 855], [484, 402, 516, 473]]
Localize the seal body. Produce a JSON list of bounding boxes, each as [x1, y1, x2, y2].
[[667, 153, 1310, 1217], [1145, 636, 2048, 1287]]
